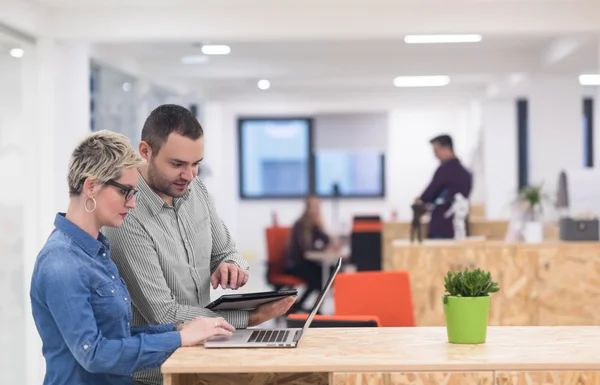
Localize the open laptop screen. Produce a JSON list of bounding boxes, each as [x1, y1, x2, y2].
[[300, 257, 343, 334]]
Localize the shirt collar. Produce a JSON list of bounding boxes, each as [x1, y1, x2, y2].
[[136, 171, 191, 216], [54, 213, 109, 257]]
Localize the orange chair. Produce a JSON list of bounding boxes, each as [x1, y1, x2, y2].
[[265, 226, 304, 290], [286, 314, 381, 328], [334, 271, 415, 327]]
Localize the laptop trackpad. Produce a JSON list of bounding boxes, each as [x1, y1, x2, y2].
[[206, 330, 251, 343]]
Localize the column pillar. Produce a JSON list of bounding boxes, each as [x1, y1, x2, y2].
[[22, 38, 91, 385]]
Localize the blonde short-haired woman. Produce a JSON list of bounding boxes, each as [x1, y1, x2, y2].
[[30, 130, 234, 385]]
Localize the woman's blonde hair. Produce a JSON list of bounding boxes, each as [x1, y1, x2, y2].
[[299, 195, 319, 248], [68, 130, 145, 196]]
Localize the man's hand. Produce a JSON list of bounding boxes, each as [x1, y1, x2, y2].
[[211, 262, 249, 290], [248, 297, 296, 327]]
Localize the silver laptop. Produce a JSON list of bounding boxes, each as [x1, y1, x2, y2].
[[204, 257, 342, 348]]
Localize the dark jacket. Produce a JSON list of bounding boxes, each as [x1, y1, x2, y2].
[[420, 158, 472, 238]]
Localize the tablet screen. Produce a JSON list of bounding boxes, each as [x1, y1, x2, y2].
[[205, 289, 298, 310]]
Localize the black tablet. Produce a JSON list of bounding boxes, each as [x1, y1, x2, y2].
[[205, 289, 298, 311]]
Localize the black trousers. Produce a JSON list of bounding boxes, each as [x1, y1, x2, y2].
[[285, 259, 322, 311]]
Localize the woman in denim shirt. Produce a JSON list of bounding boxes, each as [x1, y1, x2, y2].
[[30, 130, 234, 385]]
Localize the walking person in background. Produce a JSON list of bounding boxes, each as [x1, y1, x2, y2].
[[30, 130, 234, 385], [416, 134, 473, 239]]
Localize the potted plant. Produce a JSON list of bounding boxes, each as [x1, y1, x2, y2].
[[442, 267, 499, 344], [516, 183, 550, 243]]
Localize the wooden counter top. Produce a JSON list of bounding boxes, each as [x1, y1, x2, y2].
[[391, 240, 600, 248], [162, 326, 600, 374]]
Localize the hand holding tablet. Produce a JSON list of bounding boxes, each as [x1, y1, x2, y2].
[[205, 289, 298, 311]]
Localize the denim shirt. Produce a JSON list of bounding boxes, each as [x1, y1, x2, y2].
[[30, 213, 182, 385]]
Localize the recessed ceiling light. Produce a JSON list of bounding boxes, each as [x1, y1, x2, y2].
[[404, 34, 482, 44], [393, 76, 450, 87], [9, 48, 24, 58], [579, 74, 600, 86], [181, 55, 209, 64], [201, 45, 230, 55], [257, 79, 271, 90]]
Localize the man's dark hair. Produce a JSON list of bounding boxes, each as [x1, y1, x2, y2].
[[430, 134, 453, 151], [141, 104, 204, 154]]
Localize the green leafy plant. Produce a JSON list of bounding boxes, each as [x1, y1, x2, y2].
[[517, 182, 550, 209], [443, 268, 499, 304], [515, 182, 552, 220]]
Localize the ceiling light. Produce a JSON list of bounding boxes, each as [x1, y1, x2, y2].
[[579, 74, 600, 86], [9, 48, 24, 58], [201, 45, 230, 55], [257, 79, 271, 90], [181, 55, 209, 64], [404, 34, 482, 44], [393, 75, 450, 87]]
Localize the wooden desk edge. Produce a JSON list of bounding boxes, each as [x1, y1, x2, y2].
[[162, 362, 600, 374]]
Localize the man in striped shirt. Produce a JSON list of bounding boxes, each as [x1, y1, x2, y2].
[[104, 105, 295, 385]]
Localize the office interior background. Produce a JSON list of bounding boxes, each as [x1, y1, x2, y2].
[[2, 0, 600, 383]]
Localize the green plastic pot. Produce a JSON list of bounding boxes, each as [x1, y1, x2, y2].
[[442, 295, 491, 344]]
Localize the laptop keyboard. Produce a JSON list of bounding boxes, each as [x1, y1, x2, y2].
[[247, 330, 289, 344]]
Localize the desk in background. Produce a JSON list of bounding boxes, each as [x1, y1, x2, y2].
[[387, 240, 600, 326], [382, 220, 560, 269], [162, 327, 600, 385]]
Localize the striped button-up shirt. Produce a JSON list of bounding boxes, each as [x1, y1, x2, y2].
[[104, 173, 250, 385]]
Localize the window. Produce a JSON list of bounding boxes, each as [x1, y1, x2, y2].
[[516, 98, 529, 189], [238, 118, 311, 198], [315, 151, 384, 197], [583, 98, 594, 168]]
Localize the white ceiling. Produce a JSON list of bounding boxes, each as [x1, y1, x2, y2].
[[93, 34, 598, 99], [28, 0, 585, 6], [7, 0, 600, 99], [0, 30, 27, 56]]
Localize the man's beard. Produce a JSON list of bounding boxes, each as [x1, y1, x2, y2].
[[147, 160, 188, 198]]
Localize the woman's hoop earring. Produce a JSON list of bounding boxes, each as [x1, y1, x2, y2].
[[84, 197, 97, 213]]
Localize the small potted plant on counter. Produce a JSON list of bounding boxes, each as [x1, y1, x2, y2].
[[442, 267, 499, 344], [515, 182, 551, 243]]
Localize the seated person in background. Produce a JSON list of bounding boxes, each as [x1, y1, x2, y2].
[[29, 130, 235, 385], [285, 195, 333, 312]]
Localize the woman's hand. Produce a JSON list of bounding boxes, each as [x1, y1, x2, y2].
[[178, 317, 235, 346]]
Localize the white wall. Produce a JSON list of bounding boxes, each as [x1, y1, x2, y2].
[[529, 75, 582, 197], [0, 49, 26, 385], [202, 94, 479, 269], [482, 99, 518, 219]]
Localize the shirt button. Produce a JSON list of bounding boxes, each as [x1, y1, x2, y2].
[[111, 275, 115, 279], [83, 344, 89, 350], [111, 290, 115, 294], [102, 253, 106, 257], [124, 297, 128, 301]]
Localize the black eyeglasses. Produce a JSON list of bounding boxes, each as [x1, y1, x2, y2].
[[105, 180, 138, 202]]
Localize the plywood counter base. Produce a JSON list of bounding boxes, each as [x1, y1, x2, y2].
[[162, 327, 600, 385]]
